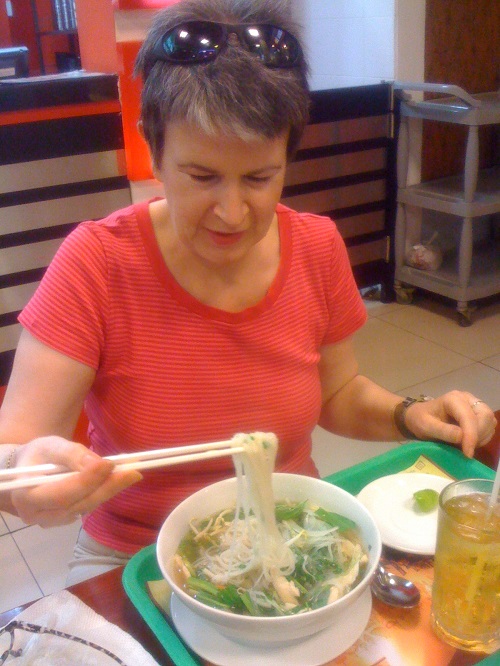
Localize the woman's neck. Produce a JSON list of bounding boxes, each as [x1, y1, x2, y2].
[[149, 200, 281, 312]]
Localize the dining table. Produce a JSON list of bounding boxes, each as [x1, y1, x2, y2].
[[0, 561, 492, 666], [0, 565, 172, 666], [1, 435, 499, 666]]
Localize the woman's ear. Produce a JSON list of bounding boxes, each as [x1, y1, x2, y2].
[[151, 163, 162, 181], [136, 120, 161, 180]]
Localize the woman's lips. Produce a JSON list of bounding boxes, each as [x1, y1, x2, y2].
[[207, 229, 245, 246]]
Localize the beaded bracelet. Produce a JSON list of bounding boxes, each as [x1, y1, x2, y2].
[[3, 446, 17, 470]]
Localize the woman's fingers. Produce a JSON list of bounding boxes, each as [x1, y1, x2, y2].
[[14, 471, 142, 528], [10, 437, 142, 526], [443, 393, 496, 457], [473, 405, 497, 448], [14, 436, 99, 470], [69, 467, 143, 515], [404, 391, 496, 458]]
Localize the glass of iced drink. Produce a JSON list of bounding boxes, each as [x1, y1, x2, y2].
[[431, 478, 500, 653]]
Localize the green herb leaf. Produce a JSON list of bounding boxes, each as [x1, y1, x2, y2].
[[218, 584, 245, 610], [314, 507, 356, 532], [275, 500, 306, 521], [186, 576, 220, 597], [240, 591, 257, 615]]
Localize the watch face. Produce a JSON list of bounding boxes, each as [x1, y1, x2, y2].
[[404, 396, 432, 407]]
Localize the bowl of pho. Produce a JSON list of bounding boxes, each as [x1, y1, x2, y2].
[[157, 433, 381, 648]]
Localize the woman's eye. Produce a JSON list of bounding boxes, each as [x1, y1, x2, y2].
[[246, 175, 271, 184], [190, 174, 214, 183]]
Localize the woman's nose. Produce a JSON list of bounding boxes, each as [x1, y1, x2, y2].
[[213, 186, 249, 227]]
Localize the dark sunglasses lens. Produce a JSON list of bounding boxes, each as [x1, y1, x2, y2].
[[162, 22, 223, 62], [242, 25, 300, 66]]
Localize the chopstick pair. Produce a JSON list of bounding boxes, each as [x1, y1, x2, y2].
[[0, 439, 244, 492]]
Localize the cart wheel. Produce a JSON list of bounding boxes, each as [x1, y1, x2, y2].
[[457, 311, 473, 327], [380, 283, 396, 303], [395, 286, 414, 305]]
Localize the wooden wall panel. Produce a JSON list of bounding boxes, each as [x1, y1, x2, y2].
[[422, 0, 499, 181], [0, 109, 131, 385], [281, 85, 395, 296]]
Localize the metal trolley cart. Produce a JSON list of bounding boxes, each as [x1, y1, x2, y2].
[[393, 82, 500, 326]]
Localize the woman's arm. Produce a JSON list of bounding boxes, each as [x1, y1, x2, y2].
[[317, 337, 401, 440], [318, 337, 497, 457], [0, 330, 95, 443], [0, 330, 141, 524]]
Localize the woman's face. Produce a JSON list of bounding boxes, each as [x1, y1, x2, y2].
[[156, 121, 289, 266]]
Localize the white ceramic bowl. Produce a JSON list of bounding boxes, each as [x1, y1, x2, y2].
[[157, 473, 381, 648]]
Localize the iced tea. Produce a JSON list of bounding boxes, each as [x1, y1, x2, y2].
[[431, 479, 500, 653]]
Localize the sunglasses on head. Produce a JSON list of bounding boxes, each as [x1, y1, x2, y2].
[[151, 20, 302, 69]]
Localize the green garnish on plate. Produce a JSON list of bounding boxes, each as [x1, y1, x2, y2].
[[413, 488, 439, 513]]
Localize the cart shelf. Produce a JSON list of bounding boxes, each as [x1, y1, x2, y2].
[[398, 165, 500, 217], [396, 240, 500, 303], [393, 83, 500, 325]]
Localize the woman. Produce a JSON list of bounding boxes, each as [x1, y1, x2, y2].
[[0, 0, 496, 584]]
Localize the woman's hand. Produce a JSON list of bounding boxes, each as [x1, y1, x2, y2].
[[9, 437, 142, 527], [403, 391, 497, 458]]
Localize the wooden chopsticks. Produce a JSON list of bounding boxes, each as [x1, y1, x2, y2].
[[0, 439, 244, 492]]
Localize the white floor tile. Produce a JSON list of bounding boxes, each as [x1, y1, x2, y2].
[[311, 426, 399, 478], [483, 353, 500, 372], [0, 513, 8, 537], [0, 534, 42, 614], [2, 511, 30, 533], [12, 520, 81, 597], [379, 298, 500, 362], [363, 297, 402, 319], [398, 362, 500, 412], [353, 317, 472, 392]]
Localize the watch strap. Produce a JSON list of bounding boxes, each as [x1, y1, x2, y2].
[[393, 395, 432, 441]]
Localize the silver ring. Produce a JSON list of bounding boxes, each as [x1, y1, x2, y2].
[[470, 399, 484, 411]]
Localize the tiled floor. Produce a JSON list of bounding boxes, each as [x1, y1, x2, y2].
[[1, 293, 499, 615]]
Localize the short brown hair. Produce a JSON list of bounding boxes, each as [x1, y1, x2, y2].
[[134, 0, 310, 169]]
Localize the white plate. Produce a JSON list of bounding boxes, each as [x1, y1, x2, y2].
[[170, 587, 372, 666], [357, 473, 451, 555]]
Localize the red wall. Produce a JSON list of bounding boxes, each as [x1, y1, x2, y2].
[[118, 42, 153, 180], [6, 0, 39, 72], [74, 0, 119, 73], [73, 0, 182, 180], [4, 0, 77, 75], [0, 3, 12, 45], [113, 0, 179, 7]]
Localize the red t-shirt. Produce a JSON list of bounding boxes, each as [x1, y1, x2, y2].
[[19, 201, 367, 552]]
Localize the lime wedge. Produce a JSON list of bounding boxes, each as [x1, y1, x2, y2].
[[413, 488, 439, 513]]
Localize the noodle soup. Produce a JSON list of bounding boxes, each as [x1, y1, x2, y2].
[[170, 433, 368, 616], [157, 473, 381, 646], [172, 499, 368, 616]]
